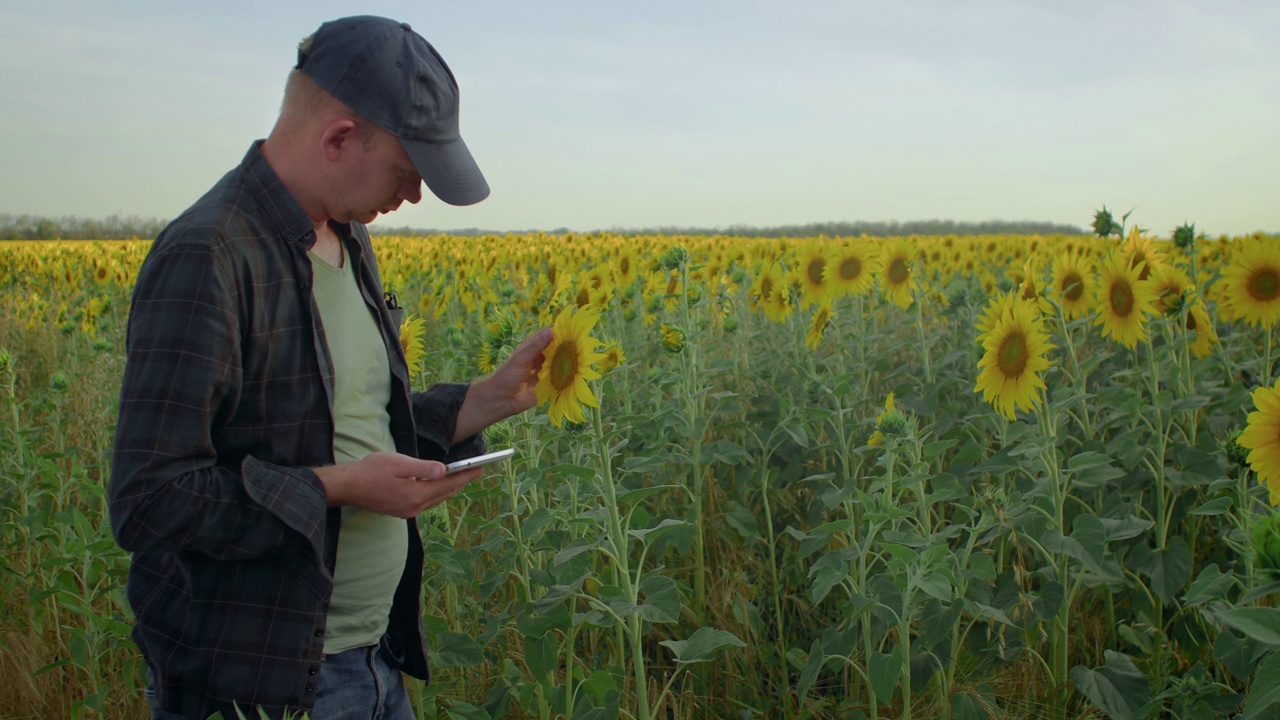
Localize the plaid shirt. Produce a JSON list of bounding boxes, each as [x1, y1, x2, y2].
[[108, 141, 480, 719]]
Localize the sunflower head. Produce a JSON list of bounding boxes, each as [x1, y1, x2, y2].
[[535, 306, 605, 427], [659, 323, 687, 354], [1221, 237, 1280, 328]]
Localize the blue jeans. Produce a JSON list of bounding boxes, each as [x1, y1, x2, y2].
[[146, 635, 415, 720]]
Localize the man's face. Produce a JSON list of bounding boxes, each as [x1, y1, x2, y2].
[[332, 125, 423, 225]]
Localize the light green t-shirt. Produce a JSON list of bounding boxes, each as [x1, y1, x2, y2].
[[309, 244, 408, 654]]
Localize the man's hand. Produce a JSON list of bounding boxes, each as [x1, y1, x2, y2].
[[315, 451, 484, 518], [453, 326, 553, 441]]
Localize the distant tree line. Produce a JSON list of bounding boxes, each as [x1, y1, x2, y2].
[[3, 213, 1087, 241], [607, 219, 1087, 238], [0, 213, 169, 240], [372, 218, 1088, 238]]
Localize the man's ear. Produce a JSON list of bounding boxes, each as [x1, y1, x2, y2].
[[319, 119, 360, 162]]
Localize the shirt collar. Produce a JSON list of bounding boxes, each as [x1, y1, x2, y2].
[[239, 140, 318, 247]]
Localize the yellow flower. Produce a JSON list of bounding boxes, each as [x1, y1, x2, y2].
[[1122, 227, 1166, 282], [600, 342, 626, 374], [829, 241, 875, 298], [1094, 251, 1156, 349], [399, 314, 428, 372], [535, 306, 605, 427], [878, 239, 916, 309], [795, 243, 834, 309], [1018, 256, 1054, 317], [1149, 263, 1192, 315], [659, 323, 687, 354], [1240, 378, 1280, 505], [804, 304, 834, 350], [974, 296, 1055, 421], [1221, 237, 1280, 328], [1051, 250, 1094, 320], [1183, 300, 1219, 359]]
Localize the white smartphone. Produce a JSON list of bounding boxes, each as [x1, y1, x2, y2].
[[444, 448, 516, 475]]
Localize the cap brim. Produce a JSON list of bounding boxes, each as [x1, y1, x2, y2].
[[402, 136, 490, 206]]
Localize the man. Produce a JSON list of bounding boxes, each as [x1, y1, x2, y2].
[[107, 15, 550, 719]]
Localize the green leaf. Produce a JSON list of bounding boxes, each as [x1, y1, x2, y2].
[[1182, 564, 1234, 607], [808, 560, 847, 605], [1190, 496, 1233, 516], [724, 502, 760, 543], [916, 573, 952, 602], [952, 687, 997, 720], [523, 633, 557, 680], [1069, 651, 1150, 720], [553, 539, 598, 566], [868, 647, 902, 701], [797, 639, 824, 700], [923, 438, 957, 462], [616, 484, 686, 507], [1096, 515, 1153, 542], [516, 601, 571, 637], [431, 632, 485, 669], [1217, 607, 1280, 646], [1066, 451, 1125, 490], [659, 627, 746, 664], [1241, 650, 1280, 719], [636, 574, 681, 623], [445, 700, 492, 720], [628, 518, 692, 545], [1148, 537, 1193, 604]]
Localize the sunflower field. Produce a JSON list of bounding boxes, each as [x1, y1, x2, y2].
[[2, 222, 1280, 720]]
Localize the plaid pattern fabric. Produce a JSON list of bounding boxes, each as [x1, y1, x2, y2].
[[108, 142, 479, 719]]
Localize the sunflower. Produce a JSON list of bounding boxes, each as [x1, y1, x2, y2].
[[1149, 264, 1192, 315], [1183, 299, 1219, 359], [535, 306, 605, 427], [600, 342, 627, 374], [974, 296, 1055, 421], [1221, 237, 1280, 328], [868, 391, 905, 447], [795, 243, 834, 309], [830, 241, 875, 298], [1018, 256, 1054, 317], [1121, 227, 1169, 282], [804, 303, 834, 350], [975, 290, 1017, 337], [878, 239, 916, 309], [612, 248, 639, 292], [659, 323, 687, 354], [1051, 250, 1095, 320], [1240, 378, 1280, 505], [398, 314, 428, 373], [1094, 250, 1156, 349]]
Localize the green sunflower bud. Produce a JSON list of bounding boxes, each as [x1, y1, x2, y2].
[[50, 372, 70, 391], [1224, 428, 1252, 469], [1253, 513, 1280, 580], [658, 246, 690, 271], [659, 323, 687, 354]]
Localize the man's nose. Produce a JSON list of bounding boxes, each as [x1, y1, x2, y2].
[[398, 178, 423, 204]]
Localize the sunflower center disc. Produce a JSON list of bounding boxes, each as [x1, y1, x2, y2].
[[840, 258, 861, 281], [1110, 281, 1134, 317], [807, 259, 825, 285], [889, 258, 909, 284], [997, 331, 1028, 377], [1250, 269, 1279, 302], [1063, 273, 1084, 302], [550, 342, 579, 391]]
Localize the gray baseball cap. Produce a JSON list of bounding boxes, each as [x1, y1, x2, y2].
[[296, 15, 490, 206]]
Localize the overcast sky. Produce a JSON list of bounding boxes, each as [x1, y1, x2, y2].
[[1, 0, 1276, 236]]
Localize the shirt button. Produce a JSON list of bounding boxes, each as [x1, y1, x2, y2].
[[308, 667, 318, 677], [315, 628, 324, 637], [305, 683, 314, 694]]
